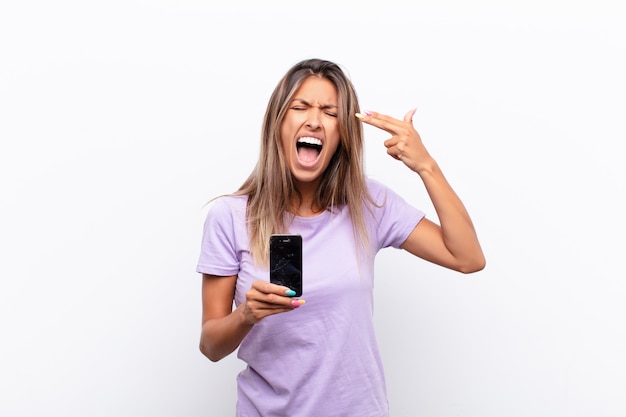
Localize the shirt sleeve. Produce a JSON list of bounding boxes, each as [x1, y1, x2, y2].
[[196, 197, 244, 276], [367, 178, 426, 250]]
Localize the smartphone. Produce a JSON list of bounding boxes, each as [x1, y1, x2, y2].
[[269, 234, 303, 297]]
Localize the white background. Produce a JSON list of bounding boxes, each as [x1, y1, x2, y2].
[[1, 1, 625, 416]]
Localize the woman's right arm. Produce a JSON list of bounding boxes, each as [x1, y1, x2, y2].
[[200, 274, 250, 362], [199, 274, 303, 362]]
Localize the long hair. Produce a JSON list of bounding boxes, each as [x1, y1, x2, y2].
[[235, 58, 373, 264]]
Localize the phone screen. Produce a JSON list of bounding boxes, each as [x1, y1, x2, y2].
[[269, 234, 303, 297]]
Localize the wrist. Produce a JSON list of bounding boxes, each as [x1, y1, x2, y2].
[[414, 156, 438, 177], [238, 303, 256, 328]]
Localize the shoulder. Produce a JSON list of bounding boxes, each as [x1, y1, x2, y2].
[[364, 176, 424, 217], [204, 194, 248, 226], [365, 177, 399, 205], [207, 194, 247, 213]]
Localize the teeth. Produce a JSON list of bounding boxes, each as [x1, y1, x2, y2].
[[297, 137, 322, 146]]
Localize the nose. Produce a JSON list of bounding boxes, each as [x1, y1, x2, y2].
[[305, 108, 322, 130]]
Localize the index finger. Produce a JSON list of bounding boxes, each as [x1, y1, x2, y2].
[[252, 280, 297, 296], [355, 110, 407, 135]]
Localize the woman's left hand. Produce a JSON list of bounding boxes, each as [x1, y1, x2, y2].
[[356, 109, 433, 174], [357, 109, 486, 274]]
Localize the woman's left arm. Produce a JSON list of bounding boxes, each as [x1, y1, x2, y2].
[[356, 109, 486, 273]]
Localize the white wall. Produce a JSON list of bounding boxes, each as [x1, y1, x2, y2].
[[1, 1, 625, 416]]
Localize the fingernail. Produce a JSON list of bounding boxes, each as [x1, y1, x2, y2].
[[285, 289, 296, 297], [291, 299, 306, 307], [364, 110, 373, 116], [355, 113, 365, 119]]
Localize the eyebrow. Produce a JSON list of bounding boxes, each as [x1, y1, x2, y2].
[[292, 98, 338, 110]]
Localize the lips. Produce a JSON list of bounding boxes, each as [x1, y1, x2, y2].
[[296, 136, 323, 165]]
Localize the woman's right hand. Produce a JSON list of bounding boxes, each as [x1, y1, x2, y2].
[[200, 275, 305, 361], [243, 280, 306, 325]]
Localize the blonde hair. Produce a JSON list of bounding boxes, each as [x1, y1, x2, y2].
[[234, 58, 373, 264]]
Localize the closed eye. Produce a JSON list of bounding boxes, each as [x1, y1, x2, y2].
[[290, 99, 338, 117]]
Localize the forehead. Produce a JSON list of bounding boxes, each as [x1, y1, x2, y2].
[[292, 76, 338, 105]]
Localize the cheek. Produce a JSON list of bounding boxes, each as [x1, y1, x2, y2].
[[280, 122, 293, 146], [324, 119, 340, 136], [327, 122, 341, 152], [282, 116, 301, 137], [326, 137, 341, 157]]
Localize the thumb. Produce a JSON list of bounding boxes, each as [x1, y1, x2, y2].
[[404, 108, 417, 124]]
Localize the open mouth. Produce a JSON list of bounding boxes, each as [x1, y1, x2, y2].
[[296, 137, 323, 163]]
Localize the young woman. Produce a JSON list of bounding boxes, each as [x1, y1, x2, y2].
[[197, 58, 485, 416]]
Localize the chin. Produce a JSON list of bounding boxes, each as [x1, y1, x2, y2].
[[291, 169, 323, 185]]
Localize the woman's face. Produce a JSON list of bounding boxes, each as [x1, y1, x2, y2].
[[280, 76, 341, 187]]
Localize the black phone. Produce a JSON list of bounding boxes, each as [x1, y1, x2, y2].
[[269, 234, 303, 297]]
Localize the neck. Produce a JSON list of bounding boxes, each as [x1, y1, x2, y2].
[[291, 178, 322, 217]]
